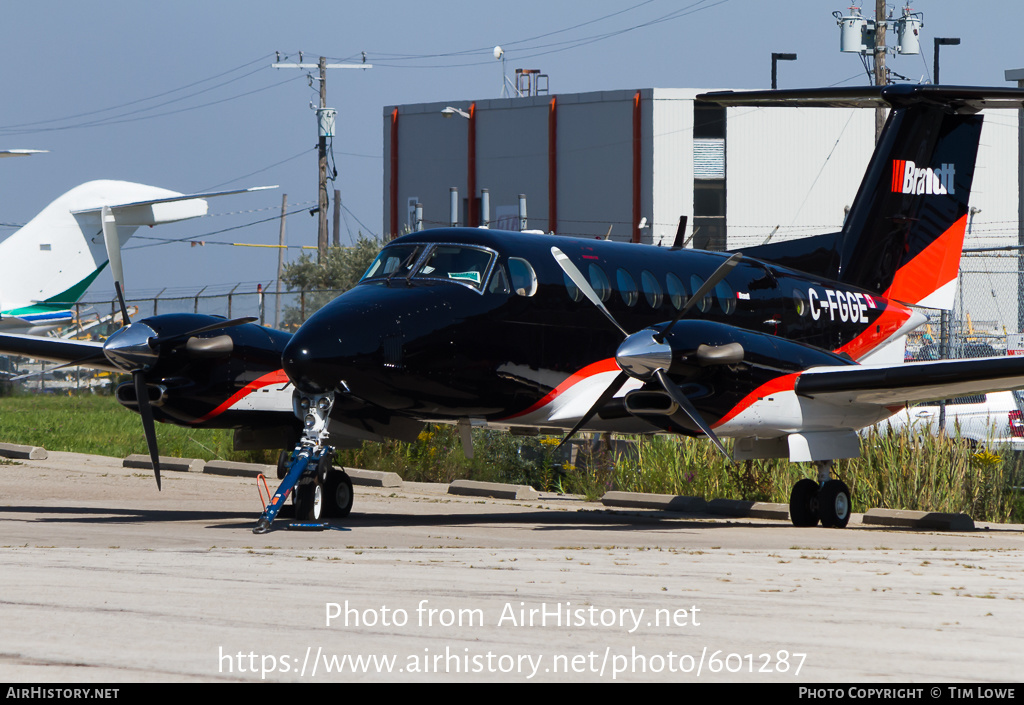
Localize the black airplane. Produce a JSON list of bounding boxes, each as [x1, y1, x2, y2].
[[278, 85, 1024, 531], [4, 85, 1024, 534]]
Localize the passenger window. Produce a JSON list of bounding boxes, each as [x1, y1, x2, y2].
[[509, 257, 537, 297], [715, 279, 736, 315], [588, 264, 611, 302], [666, 273, 686, 310], [617, 268, 638, 307], [793, 289, 809, 317], [563, 271, 583, 302], [690, 275, 712, 313], [641, 270, 662, 309]]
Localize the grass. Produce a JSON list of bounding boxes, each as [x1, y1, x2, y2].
[[2, 391, 1022, 523], [0, 393, 273, 464]]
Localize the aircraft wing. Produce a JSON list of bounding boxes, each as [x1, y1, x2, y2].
[[796, 357, 1024, 406], [0, 333, 115, 372]]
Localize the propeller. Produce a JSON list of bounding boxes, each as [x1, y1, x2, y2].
[[550, 246, 741, 457], [99, 206, 256, 489]]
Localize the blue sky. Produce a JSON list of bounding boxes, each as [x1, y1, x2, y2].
[[1, 0, 1022, 302]]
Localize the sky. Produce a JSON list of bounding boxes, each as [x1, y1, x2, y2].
[[2, 0, 1023, 305]]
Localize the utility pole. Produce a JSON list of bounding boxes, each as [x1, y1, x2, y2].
[[275, 193, 287, 330], [874, 0, 887, 143], [272, 53, 372, 263]]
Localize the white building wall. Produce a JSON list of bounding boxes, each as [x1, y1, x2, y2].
[[554, 90, 638, 240], [650, 89, 697, 247], [725, 106, 875, 249]]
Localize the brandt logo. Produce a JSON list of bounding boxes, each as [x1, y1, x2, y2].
[[892, 159, 955, 195]]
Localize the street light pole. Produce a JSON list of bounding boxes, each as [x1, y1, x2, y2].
[[933, 37, 961, 85], [771, 53, 797, 89]]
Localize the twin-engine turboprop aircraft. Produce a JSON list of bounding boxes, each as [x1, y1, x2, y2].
[[3, 85, 1024, 534], [277, 84, 1024, 531]]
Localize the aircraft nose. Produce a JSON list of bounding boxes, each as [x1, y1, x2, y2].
[[281, 287, 397, 394]]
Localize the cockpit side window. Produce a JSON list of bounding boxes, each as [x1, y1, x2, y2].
[[488, 264, 511, 294]]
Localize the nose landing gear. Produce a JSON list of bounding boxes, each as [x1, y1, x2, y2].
[[254, 391, 351, 534]]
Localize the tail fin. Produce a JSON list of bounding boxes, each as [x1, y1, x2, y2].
[[703, 85, 1024, 310]]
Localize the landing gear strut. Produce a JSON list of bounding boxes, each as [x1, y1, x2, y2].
[[254, 391, 350, 533], [788, 460, 851, 529]]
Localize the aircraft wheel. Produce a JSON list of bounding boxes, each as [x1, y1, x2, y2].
[[295, 476, 325, 522], [817, 479, 851, 529], [789, 479, 820, 527], [277, 449, 291, 480], [324, 469, 354, 518]]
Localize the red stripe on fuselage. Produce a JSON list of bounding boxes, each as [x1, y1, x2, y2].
[[501, 358, 620, 420], [191, 368, 290, 424], [712, 372, 800, 429], [834, 300, 914, 361]]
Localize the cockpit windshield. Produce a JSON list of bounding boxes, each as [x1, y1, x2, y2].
[[360, 243, 495, 291]]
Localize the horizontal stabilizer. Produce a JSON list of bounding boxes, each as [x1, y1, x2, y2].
[[796, 357, 1024, 407], [700, 85, 1024, 112], [71, 185, 278, 217]]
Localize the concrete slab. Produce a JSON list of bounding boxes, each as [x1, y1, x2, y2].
[[864, 508, 975, 531], [601, 491, 707, 513], [203, 460, 275, 478], [0, 442, 47, 460], [346, 467, 403, 488], [448, 479, 539, 500], [123, 454, 205, 473]]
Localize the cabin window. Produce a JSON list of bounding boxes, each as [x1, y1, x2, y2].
[[616, 268, 638, 307], [793, 289, 809, 317], [563, 271, 583, 302], [415, 245, 494, 289], [666, 273, 687, 310], [508, 257, 538, 297], [715, 279, 736, 315], [641, 270, 662, 309], [690, 275, 712, 313], [589, 264, 611, 302]]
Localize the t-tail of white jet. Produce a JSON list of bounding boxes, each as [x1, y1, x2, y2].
[[0, 180, 274, 334]]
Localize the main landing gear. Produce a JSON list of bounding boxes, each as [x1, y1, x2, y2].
[[788, 460, 851, 528], [254, 392, 352, 534]]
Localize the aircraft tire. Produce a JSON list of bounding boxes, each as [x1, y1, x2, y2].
[[277, 449, 290, 480], [817, 479, 851, 529], [295, 477, 325, 522], [789, 479, 820, 527], [324, 469, 354, 518]]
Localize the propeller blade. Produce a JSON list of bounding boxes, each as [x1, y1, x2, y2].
[[551, 246, 629, 338], [654, 369, 731, 461], [133, 370, 162, 490], [101, 206, 131, 324], [659, 253, 742, 339], [557, 371, 629, 449]]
